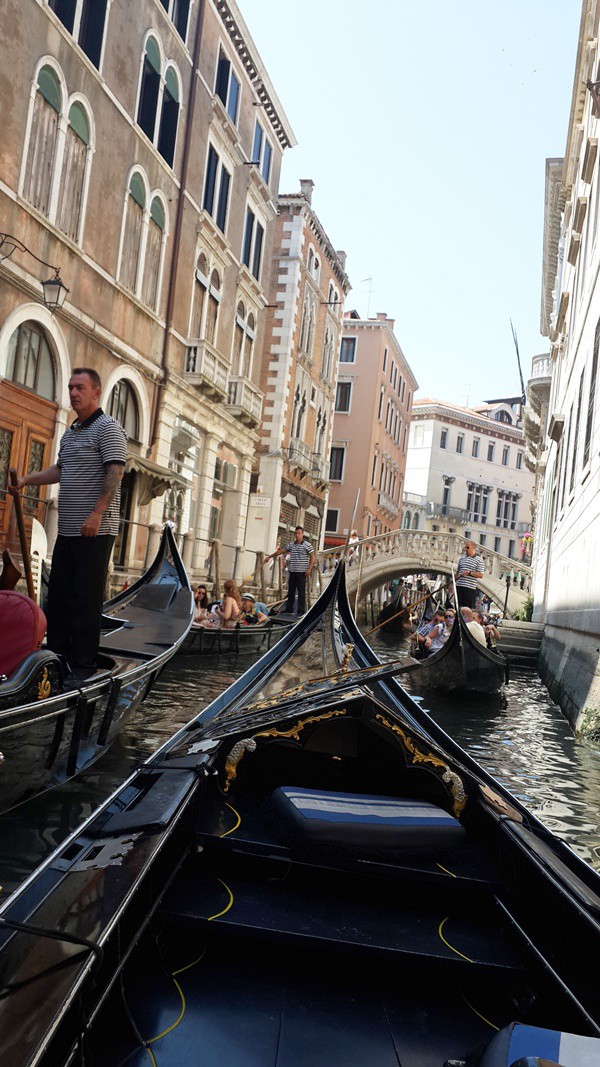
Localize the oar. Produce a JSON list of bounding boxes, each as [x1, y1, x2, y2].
[[9, 469, 36, 601], [364, 582, 451, 637]]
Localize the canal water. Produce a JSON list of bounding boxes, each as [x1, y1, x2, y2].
[[2, 638, 600, 898]]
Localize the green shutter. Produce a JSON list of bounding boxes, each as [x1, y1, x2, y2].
[[145, 36, 161, 74], [37, 67, 61, 112], [150, 196, 165, 228], [129, 172, 146, 208], [68, 102, 89, 144], [165, 66, 179, 102]]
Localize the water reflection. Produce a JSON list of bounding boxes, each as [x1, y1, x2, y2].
[[2, 639, 600, 898]]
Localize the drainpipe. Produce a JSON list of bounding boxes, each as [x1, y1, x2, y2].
[[148, 0, 206, 456]]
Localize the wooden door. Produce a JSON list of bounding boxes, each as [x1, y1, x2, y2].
[[0, 380, 58, 553]]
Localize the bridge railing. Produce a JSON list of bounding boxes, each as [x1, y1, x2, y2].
[[314, 529, 531, 594]]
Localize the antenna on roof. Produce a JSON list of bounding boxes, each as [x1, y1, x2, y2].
[[360, 276, 374, 318], [510, 319, 526, 406]]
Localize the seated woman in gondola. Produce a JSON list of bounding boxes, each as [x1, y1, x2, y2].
[[191, 584, 210, 627], [197, 580, 242, 629]]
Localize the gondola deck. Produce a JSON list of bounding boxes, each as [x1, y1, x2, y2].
[[1, 564, 600, 1066]]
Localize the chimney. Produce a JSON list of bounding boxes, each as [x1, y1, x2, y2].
[[336, 249, 347, 269], [299, 179, 314, 204], [376, 312, 387, 320]]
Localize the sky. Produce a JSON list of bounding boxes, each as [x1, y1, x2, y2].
[[244, 0, 582, 407]]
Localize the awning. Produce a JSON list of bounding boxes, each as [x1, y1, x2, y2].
[[125, 455, 188, 505]]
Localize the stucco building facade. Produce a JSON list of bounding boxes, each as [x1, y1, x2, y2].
[[325, 311, 417, 545], [403, 398, 534, 559], [528, 0, 600, 731], [0, 0, 295, 585], [244, 181, 350, 564]]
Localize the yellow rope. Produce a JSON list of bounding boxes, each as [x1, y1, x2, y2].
[[462, 991, 499, 1031], [436, 863, 457, 878], [437, 917, 474, 963], [220, 803, 241, 838]]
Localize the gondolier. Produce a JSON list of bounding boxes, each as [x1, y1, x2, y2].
[[12, 368, 127, 678], [267, 525, 314, 616], [455, 539, 484, 608]]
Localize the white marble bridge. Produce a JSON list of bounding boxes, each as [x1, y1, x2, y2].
[[314, 529, 531, 618]]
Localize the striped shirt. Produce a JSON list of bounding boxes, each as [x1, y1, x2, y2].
[[286, 538, 314, 573], [456, 552, 484, 589], [56, 409, 127, 537]]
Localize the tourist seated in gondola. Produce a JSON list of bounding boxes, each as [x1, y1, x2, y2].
[[192, 584, 210, 627], [461, 606, 487, 646], [423, 609, 449, 657], [197, 580, 241, 629], [473, 609, 501, 649], [239, 593, 268, 626], [409, 613, 435, 657]]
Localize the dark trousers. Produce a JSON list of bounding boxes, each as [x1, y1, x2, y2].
[[285, 571, 307, 615], [46, 535, 114, 671], [456, 585, 477, 609]]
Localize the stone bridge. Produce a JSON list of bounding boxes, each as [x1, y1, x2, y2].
[[314, 529, 531, 618]]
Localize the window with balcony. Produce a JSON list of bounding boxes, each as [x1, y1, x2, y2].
[[215, 49, 240, 124], [335, 381, 352, 413], [340, 337, 356, 363], [466, 483, 489, 524], [241, 207, 265, 280], [233, 301, 256, 378], [205, 270, 221, 344], [330, 446, 345, 481], [203, 146, 231, 233], [49, 0, 109, 68], [191, 253, 208, 336]]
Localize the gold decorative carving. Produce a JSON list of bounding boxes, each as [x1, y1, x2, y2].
[[37, 667, 51, 701], [253, 708, 346, 742], [224, 738, 257, 792], [340, 644, 355, 671], [375, 714, 467, 818], [222, 709, 346, 792]]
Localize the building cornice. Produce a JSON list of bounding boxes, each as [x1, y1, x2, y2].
[[340, 318, 418, 390], [413, 403, 525, 442], [277, 196, 351, 292]]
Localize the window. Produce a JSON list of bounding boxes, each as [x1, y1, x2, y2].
[[487, 442, 495, 462], [158, 66, 180, 167], [441, 482, 451, 515], [50, 0, 109, 68], [202, 145, 230, 233], [5, 322, 56, 401], [516, 452, 523, 470], [141, 196, 166, 310], [241, 207, 264, 280], [508, 539, 515, 559], [340, 337, 356, 363], [377, 387, 385, 421], [23, 65, 61, 215], [137, 36, 161, 140], [205, 269, 221, 344], [119, 172, 146, 293], [215, 49, 240, 124], [494, 536, 501, 553], [382, 347, 388, 373], [440, 428, 447, 449], [251, 121, 273, 184], [321, 328, 334, 380], [456, 434, 464, 454], [191, 253, 209, 336], [472, 438, 479, 458], [584, 319, 600, 466], [56, 101, 91, 242], [299, 295, 316, 355], [479, 534, 487, 547], [107, 380, 140, 441], [325, 509, 338, 533], [569, 372, 585, 493], [161, 0, 191, 41], [335, 381, 352, 413], [371, 454, 377, 485], [330, 446, 345, 481], [137, 39, 180, 165], [233, 302, 256, 378], [502, 446, 510, 466]]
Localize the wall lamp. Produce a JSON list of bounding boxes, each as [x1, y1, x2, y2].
[[0, 232, 69, 312]]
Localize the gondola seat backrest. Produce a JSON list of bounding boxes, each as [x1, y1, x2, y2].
[[0, 590, 47, 679], [480, 1021, 600, 1066], [272, 787, 465, 848]]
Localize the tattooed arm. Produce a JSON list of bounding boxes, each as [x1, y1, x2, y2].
[[81, 463, 124, 537]]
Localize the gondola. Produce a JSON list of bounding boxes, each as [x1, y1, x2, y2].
[[0, 526, 193, 814], [400, 605, 509, 694], [179, 615, 293, 655], [377, 586, 438, 634], [2, 564, 600, 1066]]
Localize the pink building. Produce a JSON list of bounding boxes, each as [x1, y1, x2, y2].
[[325, 311, 418, 544]]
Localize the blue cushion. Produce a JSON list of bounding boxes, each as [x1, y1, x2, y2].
[[481, 1022, 600, 1066], [272, 787, 464, 848]]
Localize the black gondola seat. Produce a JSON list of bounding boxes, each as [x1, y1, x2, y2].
[[272, 786, 465, 848], [480, 1022, 600, 1066]]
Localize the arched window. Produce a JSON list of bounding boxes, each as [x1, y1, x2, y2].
[[205, 269, 221, 344], [403, 511, 411, 529], [158, 66, 180, 167], [191, 253, 209, 337], [233, 301, 245, 369], [294, 390, 307, 439], [57, 101, 91, 241], [137, 36, 161, 141], [299, 296, 310, 352], [239, 312, 255, 378], [412, 512, 419, 530], [306, 299, 316, 355], [142, 196, 165, 310], [24, 66, 61, 215], [5, 321, 56, 401], [120, 172, 146, 292], [107, 379, 140, 441]]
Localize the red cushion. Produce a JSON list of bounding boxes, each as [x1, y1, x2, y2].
[[0, 590, 47, 679]]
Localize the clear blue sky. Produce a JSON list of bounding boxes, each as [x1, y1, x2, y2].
[[246, 0, 581, 406]]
